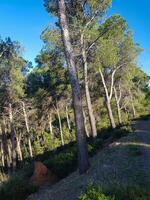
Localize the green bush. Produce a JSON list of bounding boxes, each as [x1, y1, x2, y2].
[[33, 140, 44, 155], [0, 175, 37, 200], [44, 147, 77, 178], [78, 185, 150, 200], [111, 125, 132, 139], [87, 139, 103, 156], [78, 186, 114, 200]]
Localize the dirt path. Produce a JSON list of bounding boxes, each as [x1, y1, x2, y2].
[[134, 119, 150, 186], [27, 119, 150, 200]]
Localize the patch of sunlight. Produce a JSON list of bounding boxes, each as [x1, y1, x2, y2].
[[113, 141, 150, 148]]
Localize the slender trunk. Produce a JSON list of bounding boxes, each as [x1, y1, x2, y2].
[[58, 0, 89, 173], [0, 142, 2, 166], [99, 68, 116, 128], [16, 134, 23, 161], [1, 121, 10, 169], [49, 114, 54, 138], [131, 98, 136, 118], [22, 101, 33, 158], [116, 102, 122, 125], [83, 109, 90, 137], [0, 142, 5, 167], [81, 34, 97, 137], [0, 166, 5, 182], [65, 106, 72, 137], [9, 103, 16, 172], [28, 138, 33, 158], [131, 102, 136, 118], [129, 90, 136, 118], [114, 86, 122, 124], [106, 100, 116, 129], [7, 140, 12, 165], [55, 105, 64, 146]]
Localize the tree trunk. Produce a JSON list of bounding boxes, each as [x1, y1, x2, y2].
[[81, 34, 97, 137], [0, 142, 5, 167], [83, 109, 90, 137], [99, 68, 116, 128], [65, 106, 72, 139], [114, 86, 122, 124], [131, 101, 136, 118], [129, 90, 136, 118], [22, 101, 33, 158], [49, 114, 54, 138], [9, 103, 16, 173], [28, 138, 33, 158], [7, 140, 12, 166], [16, 134, 23, 161], [116, 102, 122, 125], [58, 0, 89, 173], [55, 105, 64, 146], [106, 100, 116, 129], [1, 121, 10, 169]]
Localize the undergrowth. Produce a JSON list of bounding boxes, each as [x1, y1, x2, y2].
[[0, 124, 132, 200]]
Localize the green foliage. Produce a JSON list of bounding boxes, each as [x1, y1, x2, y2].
[[44, 147, 77, 178], [0, 37, 25, 107], [111, 126, 131, 139], [0, 123, 132, 200], [41, 125, 131, 178], [0, 175, 37, 200], [79, 186, 114, 200], [0, 1, 150, 199], [43, 132, 61, 151], [33, 140, 45, 155], [79, 185, 150, 200]]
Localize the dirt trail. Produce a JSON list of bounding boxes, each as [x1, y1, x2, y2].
[[27, 119, 150, 200], [134, 119, 150, 186]]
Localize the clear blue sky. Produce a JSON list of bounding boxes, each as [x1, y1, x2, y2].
[[0, 0, 149, 75]]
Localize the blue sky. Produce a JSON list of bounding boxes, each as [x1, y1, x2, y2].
[[0, 0, 149, 75]]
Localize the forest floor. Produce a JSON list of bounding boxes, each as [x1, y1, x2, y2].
[[27, 118, 150, 200]]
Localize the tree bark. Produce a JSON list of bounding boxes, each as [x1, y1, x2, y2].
[[81, 34, 97, 137], [9, 103, 16, 173], [65, 105, 72, 141], [0, 142, 5, 167], [106, 100, 116, 129], [7, 140, 12, 165], [114, 86, 122, 125], [55, 105, 64, 146], [48, 113, 54, 138], [65, 106, 71, 133], [58, 0, 89, 173], [16, 133, 23, 161], [99, 68, 116, 128], [1, 121, 10, 169], [22, 101, 33, 158], [83, 109, 90, 137], [129, 90, 136, 118]]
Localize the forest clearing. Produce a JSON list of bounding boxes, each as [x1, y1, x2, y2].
[[0, 0, 150, 200]]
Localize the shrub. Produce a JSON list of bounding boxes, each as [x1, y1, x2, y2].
[[44, 147, 77, 178], [0, 124, 133, 200], [78, 185, 150, 200], [0, 175, 37, 200], [78, 186, 115, 200]]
